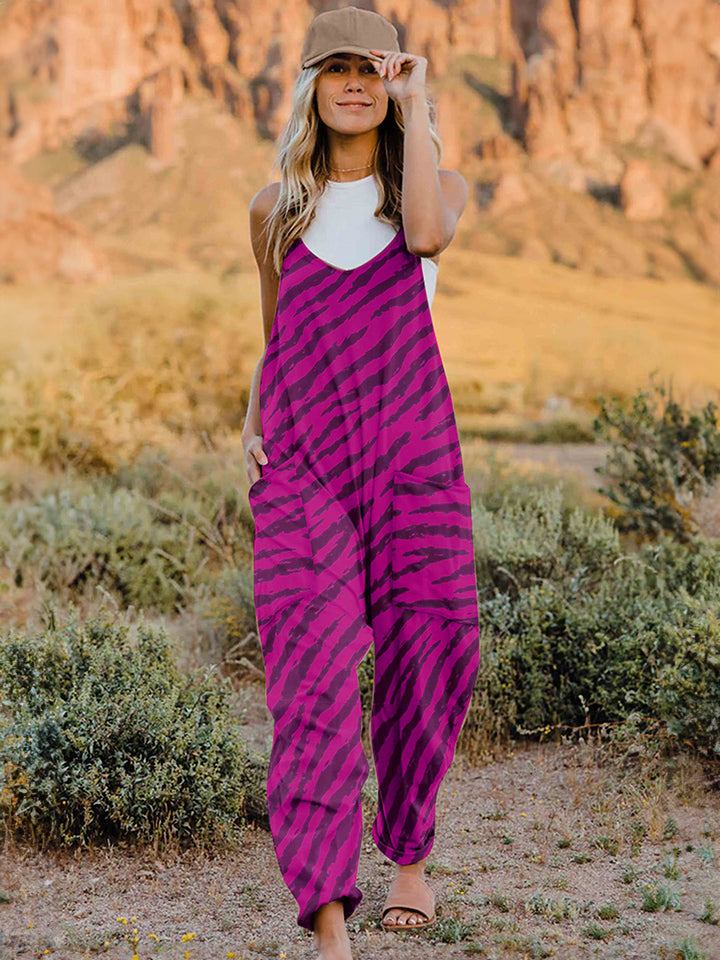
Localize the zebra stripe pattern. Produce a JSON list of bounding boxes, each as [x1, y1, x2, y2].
[[249, 225, 480, 931]]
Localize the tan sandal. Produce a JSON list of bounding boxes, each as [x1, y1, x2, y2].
[[380, 872, 437, 932]]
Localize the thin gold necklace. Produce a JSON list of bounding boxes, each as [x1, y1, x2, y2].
[[328, 161, 373, 181]]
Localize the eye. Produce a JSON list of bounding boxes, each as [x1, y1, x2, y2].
[[326, 62, 375, 73]]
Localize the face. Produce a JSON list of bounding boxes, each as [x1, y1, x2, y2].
[[314, 52, 388, 131]]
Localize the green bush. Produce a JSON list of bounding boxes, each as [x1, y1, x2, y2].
[[592, 374, 720, 542], [0, 485, 206, 611], [472, 481, 621, 592], [459, 480, 720, 763], [0, 457, 254, 613], [0, 609, 251, 850]]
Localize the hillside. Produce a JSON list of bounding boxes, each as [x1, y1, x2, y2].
[[0, 1, 719, 286]]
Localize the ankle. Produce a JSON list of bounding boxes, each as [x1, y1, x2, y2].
[[396, 855, 428, 875], [312, 899, 349, 939]]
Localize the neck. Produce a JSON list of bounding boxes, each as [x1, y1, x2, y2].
[[327, 131, 378, 182]]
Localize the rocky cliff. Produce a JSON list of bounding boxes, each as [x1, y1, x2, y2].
[[1, 0, 719, 283]]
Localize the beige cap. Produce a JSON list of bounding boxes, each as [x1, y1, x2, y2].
[[300, 6, 400, 69]]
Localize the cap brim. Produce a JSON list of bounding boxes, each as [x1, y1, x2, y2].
[[302, 46, 384, 68]]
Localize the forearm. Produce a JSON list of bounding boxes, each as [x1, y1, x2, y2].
[[400, 94, 442, 253], [242, 349, 266, 440]]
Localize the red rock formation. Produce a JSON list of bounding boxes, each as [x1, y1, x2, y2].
[[0, 0, 718, 283], [1, 0, 718, 173], [620, 159, 667, 221], [510, 0, 720, 170], [0, 161, 108, 283]]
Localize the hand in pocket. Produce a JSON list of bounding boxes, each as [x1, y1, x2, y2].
[[244, 433, 268, 488]]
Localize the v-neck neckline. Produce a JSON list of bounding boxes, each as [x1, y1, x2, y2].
[[297, 227, 404, 274]]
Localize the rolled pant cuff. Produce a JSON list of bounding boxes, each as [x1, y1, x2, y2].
[[372, 820, 434, 864], [298, 888, 363, 932]]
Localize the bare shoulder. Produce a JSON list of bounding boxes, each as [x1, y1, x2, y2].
[[429, 170, 468, 265], [249, 181, 281, 264]]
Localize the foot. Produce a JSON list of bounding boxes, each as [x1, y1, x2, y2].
[[382, 856, 431, 928], [312, 899, 353, 960]]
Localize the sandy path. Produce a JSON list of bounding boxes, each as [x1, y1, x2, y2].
[[2, 731, 718, 960]]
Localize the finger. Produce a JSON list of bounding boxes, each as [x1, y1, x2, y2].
[[397, 54, 415, 74], [255, 448, 268, 466], [369, 49, 394, 76], [388, 53, 405, 79]]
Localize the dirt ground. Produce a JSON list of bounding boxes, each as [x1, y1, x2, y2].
[[1, 711, 719, 960]]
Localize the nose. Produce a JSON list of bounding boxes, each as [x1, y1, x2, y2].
[[345, 73, 365, 90]]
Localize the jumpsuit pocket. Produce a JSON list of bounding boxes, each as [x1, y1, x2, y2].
[[390, 470, 479, 624], [248, 473, 315, 622]]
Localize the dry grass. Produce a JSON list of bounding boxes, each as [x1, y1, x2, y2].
[[0, 226, 718, 473], [0, 270, 259, 470]]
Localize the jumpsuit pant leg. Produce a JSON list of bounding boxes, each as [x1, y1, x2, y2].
[[369, 610, 480, 862], [367, 468, 481, 864], [250, 464, 375, 932], [250, 462, 480, 931]]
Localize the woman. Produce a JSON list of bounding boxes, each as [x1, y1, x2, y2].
[[242, 8, 480, 959]]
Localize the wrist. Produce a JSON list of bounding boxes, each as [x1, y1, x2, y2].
[[400, 92, 427, 111]]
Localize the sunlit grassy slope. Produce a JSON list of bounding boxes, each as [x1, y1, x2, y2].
[[431, 241, 720, 432], [0, 240, 718, 470]]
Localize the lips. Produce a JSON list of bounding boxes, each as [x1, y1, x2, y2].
[[338, 102, 371, 107]]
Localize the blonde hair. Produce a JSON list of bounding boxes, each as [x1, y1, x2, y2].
[[261, 62, 443, 275]]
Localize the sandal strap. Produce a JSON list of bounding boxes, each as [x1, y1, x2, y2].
[[381, 872, 435, 922]]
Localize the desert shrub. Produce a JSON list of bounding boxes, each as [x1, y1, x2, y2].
[[459, 482, 720, 764], [194, 566, 260, 675], [592, 374, 720, 542], [111, 447, 254, 569], [467, 446, 589, 517], [0, 609, 252, 850], [472, 481, 622, 592], [0, 457, 254, 613], [0, 485, 209, 612]]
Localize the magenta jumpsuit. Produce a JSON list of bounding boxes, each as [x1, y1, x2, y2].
[[248, 225, 480, 931]]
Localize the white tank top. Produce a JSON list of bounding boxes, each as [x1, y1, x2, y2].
[[299, 174, 439, 308]]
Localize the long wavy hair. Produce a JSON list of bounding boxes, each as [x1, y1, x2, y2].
[[261, 61, 443, 275]]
